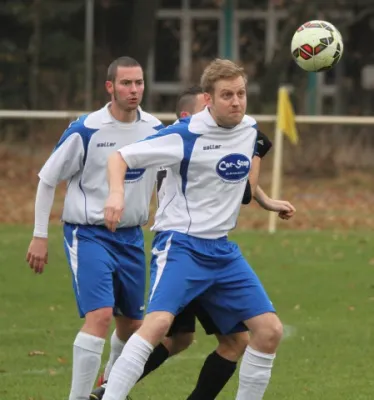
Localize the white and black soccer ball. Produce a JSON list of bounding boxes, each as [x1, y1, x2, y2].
[[291, 20, 344, 72]]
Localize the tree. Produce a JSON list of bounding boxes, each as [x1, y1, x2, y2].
[[0, 0, 160, 110]]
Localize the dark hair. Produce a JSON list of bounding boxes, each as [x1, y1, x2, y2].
[[107, 56, 142, 82], [175, 85, 204, 118]]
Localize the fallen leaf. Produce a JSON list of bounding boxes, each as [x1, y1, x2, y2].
[[28, 350, 46, 356], [294, 304, 300, 311], [348, 306, 355, 311], [49, 369, 57, 376], [57, 357, 67, 364]]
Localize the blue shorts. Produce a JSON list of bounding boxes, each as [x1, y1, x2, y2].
[[63, 223, 145, 319], [147, 231, 275, 335]]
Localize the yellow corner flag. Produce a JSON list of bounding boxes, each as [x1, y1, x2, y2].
[[276, 87, 299, 145]]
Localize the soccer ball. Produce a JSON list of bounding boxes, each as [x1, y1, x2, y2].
[[291, 20, 344, 72]]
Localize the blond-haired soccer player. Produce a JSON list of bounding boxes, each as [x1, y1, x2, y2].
[[101, 59, 286, 400]]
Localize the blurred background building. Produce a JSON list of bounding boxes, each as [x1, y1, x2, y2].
[[1, 0, 374, 116], [0, 0, 373, 227]]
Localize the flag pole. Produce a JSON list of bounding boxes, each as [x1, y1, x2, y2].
[[268, 88, 284, 234]]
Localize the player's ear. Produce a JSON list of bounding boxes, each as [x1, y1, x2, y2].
[[105, 80, 114, 95], [180, 111, 190, 118], [204, 92, 212, 107]]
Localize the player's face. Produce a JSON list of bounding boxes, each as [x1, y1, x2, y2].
[[205, 76, 247, 127], [105, 66, 144, 111], [193, 93, 207, 114]]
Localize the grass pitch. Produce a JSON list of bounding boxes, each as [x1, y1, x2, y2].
[[1, 226, 373, 399]]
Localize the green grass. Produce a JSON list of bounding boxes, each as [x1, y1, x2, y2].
[[1, 225, 374, 399]]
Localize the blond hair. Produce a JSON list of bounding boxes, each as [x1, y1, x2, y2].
[[200, 59, 247, 93]]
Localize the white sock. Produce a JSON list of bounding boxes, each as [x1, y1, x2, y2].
[[68, 332, 105, 400], [103, 330, 126, 381], [236, 346, 276, 400], [102, 333, 154, 400]]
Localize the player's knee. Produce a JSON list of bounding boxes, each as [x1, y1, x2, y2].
[[151, 315, 172, 337], [263, 318, 283, 346], [169, 332, 194, 355], [138, 312, 174, 345], [216, 332, 249, 361], [250, 314, 283, 353], [84, 307, 113, 336]]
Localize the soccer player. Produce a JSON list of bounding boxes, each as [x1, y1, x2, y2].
[[25, 56, 163, 400], [101, 59, 286, 400], [90, 86, 294, 399], [157, 86, 294, 218]]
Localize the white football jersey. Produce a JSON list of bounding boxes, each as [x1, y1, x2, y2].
[[118, 107, 257, 239], [38, 104, 163, 227]]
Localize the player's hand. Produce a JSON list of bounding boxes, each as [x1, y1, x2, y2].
[[267, 199, 296, 220], [104, 191, 124, 232], [26, 237, 48, 274]]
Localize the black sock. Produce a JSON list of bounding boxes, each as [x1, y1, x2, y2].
[[138, 343, 170, 381], [186, 351, 237, 400]]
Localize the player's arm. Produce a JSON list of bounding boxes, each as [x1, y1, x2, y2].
[[254, 186, 296, 219], [248, 155, 261, 196], [244, 129, 272, 203], [105, 130, 184, 232], [26, 180, 56, 274], [251, 130, 296, 218], [26, 132, 84, 273]]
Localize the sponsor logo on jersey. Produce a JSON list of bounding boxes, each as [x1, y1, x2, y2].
[[216, 153, 250, 182]]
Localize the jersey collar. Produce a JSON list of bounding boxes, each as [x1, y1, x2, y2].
[[101, 103, 152, 124]]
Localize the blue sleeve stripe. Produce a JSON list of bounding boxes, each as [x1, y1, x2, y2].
[[141, 117, 191, 143], [138, 125, 174, 143], [179, 134, 201, 195], [153, 123, 165, 131], [179, 132, 201, 234], [54, 114, 98, 165]]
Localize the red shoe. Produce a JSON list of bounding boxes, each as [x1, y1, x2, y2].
[[96, 373, 105, 387]]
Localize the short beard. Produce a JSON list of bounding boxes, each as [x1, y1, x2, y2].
[[113, 88, 138, 111]]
